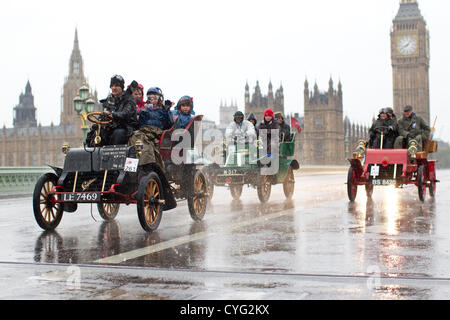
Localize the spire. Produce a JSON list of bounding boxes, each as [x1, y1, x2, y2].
[[25, 80, 32, 94], [73, 28, 80, 55]]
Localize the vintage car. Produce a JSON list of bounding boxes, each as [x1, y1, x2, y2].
[[347, 127, 438, 202], [33, 112, 210, 232], [210, 132, 299, 203]]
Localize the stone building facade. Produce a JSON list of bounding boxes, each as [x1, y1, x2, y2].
[[300, 78, 346, 165], [219, 100, 238, 126], [245, 81, 284, 124], [0, 29, 99, 167]]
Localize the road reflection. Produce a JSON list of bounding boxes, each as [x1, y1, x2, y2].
[[348, 187, 437, 299]]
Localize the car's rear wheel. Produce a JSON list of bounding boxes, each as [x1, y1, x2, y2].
[[97, 203, 120, 221], [136, 172, 163, 232], [230, 184, 243, 200], [33, 173, 64, 230], [365, 182, 373, 198], [283, 166, 295, 199], [428, 167, 436, 198], [347, 167, 358, 202], [257, 175, 271, 203], [188, 170, 208, 221], [417, 165, 427, 202]]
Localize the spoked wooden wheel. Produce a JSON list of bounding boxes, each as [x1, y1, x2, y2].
[[365, 182, 374, 198], [188, 171, 208, 221], [257, 175, 271, 203], [429, 170, 436, 198], [97, 203, 120, 221], [417, 165, 427, 202], [230, 184, 243, 200], [283, 166, 295, 199], [347, 167, 358, 202], [87, 112, 113, 125], [137, 172, 163, 232], [33, 173, 63, 230]]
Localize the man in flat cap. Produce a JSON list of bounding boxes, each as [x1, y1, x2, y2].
[[394, 105, 430, 151]]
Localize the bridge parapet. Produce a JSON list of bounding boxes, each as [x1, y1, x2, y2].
[[0, 167, 52, 196]]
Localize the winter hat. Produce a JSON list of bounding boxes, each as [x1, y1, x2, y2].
[[110, 74, 125, 89], [264, 108, 274, 118]]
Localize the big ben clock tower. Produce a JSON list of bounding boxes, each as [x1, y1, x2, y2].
[[391, 0, 430, 124]]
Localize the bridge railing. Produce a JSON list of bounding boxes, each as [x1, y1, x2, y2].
[[0, 167, 52, 196]]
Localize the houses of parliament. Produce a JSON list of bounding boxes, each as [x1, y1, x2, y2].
[[0, 30, 100, 167], [1, 0, 431, 167]]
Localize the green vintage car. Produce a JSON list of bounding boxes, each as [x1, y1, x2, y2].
[[211, 133, 299, 203]]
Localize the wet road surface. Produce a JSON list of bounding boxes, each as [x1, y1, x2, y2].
[[1, 169, 450, 299]]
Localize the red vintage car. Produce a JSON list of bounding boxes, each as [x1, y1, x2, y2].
[[347, 136, 438, 202]]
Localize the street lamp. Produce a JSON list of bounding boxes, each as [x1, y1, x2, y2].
[[73, 84, 95, 144]]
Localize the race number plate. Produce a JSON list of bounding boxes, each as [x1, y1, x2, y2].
[[62, 192, 101, 202], [370, 165, 380, 177], [372, 179, 396, 186], [124, 157, 139, 172]]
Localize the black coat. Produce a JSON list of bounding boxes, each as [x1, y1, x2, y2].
[[101, 93, 138, 135], [257, 119, 280, 154], [279, 121, 291, 142]]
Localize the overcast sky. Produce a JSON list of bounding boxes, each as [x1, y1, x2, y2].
[[1, 0, 449, 141]]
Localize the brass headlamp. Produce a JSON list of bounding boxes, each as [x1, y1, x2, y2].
[[135, 139, 144, 157], [61, 142, 70, 155], [353, 140, 366, 159], [408, 139, 418, 159]]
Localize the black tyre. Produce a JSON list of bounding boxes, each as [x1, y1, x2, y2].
[[429, 168, 436, 198], [283, 166, 295, 199], [33, 173, 64, 231], [136, 172, 164, 232], [257, 175, 271, 203], [417, 165, 427, 202], [347, 167, 358, 202], [97, 203, 120, 221], [365, 182, 373, 198], [230, 184, 243, 200], [188, 170, 208, 221]]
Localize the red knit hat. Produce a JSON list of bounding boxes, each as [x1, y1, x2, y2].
[[264, 108, 274, 117]]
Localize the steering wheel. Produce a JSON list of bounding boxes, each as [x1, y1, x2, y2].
[[87, 112, 113, 125]]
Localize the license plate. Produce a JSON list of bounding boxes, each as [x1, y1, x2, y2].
[[222, 169, 241, 175], [62, 192, 101, 202], [372, 179, 396, 186]]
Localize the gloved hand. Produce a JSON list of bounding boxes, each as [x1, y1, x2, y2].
[[164, 100, 173, 111]]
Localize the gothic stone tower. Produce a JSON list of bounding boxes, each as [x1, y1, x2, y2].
[[245, 80, 284, 122], [391, 0, 430, 124], [60, 29, 87, 127], [13, 80, 37, 128], [302, 78, 345, 165]]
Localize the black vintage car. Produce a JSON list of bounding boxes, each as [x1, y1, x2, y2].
[[33, 112, 210, 232]]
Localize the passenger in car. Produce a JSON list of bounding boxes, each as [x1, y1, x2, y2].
[[173, 96, 195, 129]]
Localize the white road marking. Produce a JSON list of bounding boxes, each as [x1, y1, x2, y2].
[[94, 209, 295, 264]]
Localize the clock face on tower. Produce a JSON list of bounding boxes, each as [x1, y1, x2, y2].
[[397, 36, 417, 55]]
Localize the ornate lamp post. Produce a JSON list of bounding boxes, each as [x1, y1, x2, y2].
[[73, 84, 95, 144]]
